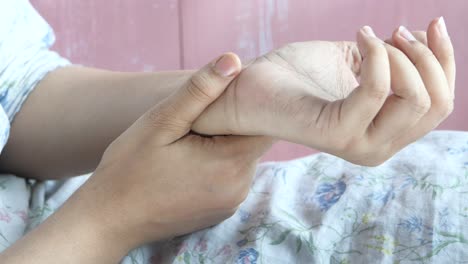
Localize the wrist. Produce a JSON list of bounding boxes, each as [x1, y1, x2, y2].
[[68, 177, 146, 256], [0, 184, 133, 264], [54, 187, 133, 263]]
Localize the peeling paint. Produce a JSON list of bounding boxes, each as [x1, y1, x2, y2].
[[258, 0, 289, 55], [258, 0, 274, 55], [130, 56, 141, 65], [237, 0, 257, 59], [143, 64, 155, 72]]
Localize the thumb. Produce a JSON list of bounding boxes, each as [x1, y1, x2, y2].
[[145, 52, 242, 144]]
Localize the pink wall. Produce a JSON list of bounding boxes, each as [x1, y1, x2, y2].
[[31, 0, 468, 161]]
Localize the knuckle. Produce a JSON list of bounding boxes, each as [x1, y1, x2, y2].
[[436, 100, 454, 118], [368, 43, 387, 57], [146, 107, 168, 126], [188, 73, 216, 102], [439, 45, 455, 61], [443, 49, 455, 59], [386, 44, 405, 58], [413, 46, 436, 67], [411, 94, 431, 116], [397, 80, 422, 100], [367, 86, 389, 102], [146, 107, 184, 131]]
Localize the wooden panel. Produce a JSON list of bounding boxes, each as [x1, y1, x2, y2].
[[31, 0, 181, 71], [28, 0, 468, 161], [180, 0, 468, 161]]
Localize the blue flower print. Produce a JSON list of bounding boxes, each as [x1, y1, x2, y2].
[[368, 187, 396, 205], [314, 180, 346, 211], [398, 216, 424, 233], [447, 142, 468, 155], [236, 248, 259, 264], [437, 207, 454, 231], [238, 209, 251, 223], [236, 238, 248, 247]]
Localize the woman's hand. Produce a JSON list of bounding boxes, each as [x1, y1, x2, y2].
[[1, 18, 453, 179], [193, 17, 455, 166], [91, 53, 272, 245], [0, 54, 273, 263]]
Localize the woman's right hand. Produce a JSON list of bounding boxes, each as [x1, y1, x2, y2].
[[81, 53, 272, 253], [0, 53, 273, 264]]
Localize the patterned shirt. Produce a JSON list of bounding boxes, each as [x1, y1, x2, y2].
[[0, 0, 70, 154]]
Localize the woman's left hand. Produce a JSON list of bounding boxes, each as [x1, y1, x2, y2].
[[193, 17, 455, 166]]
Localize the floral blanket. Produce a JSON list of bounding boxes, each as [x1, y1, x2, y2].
[[0, 1, 467, 263], [137, 130, 468, 264], [3, 131, 465, 264]]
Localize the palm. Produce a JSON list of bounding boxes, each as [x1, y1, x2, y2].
[[240, 41, 360, 101], [194, 41, 362, 148]]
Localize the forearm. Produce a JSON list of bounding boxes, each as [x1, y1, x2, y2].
[[0, 66, 195, 179], [0, 183, 134, 264]]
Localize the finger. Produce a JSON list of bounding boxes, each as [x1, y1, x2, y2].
[[385, 31, 427, 46], [389, 24, 453, 149], [392, 25, 450, 111], [413, 31, 428, 46], [143, 53, 242, 144], [341, 41, 362, 78], [341, 26, 390, 132], [368, 44, 430, 144], [427, 17, 456, 96]]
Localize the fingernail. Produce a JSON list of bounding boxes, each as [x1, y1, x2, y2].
[[398, 26, 417, 41], [437, 16, 449, 38], [361, 25, 377, 38], [213, 54, 237, 77]]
